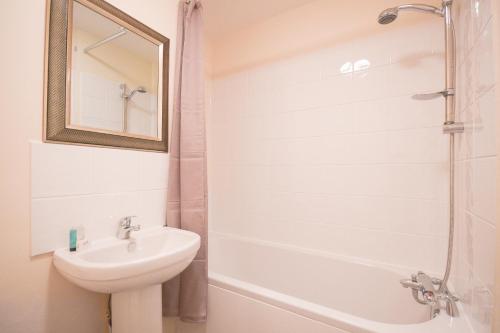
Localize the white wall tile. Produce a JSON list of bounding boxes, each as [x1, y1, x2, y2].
[[208, 21, 450, 273], [472, 88, 496, 158], [474, 21, 495, 98], [138, 152, 169, 190], [138, 190, 168, 228], [471, 0, 492, 41], [31, 142, 169, 255], [355, 96, 444, 133], [31, 195, 94, 255], [470, 276, 494, 333], [31, 141, 93, 198], [470, 156, 496, 223], [91, 147, 141, 194], [472, 216, 496, 290], [452, 1, 496, 331]]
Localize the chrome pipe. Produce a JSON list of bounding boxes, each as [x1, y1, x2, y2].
[[439, 132, 455, 293], [397, 4, 443, 16], [443, 0, 456, 124]]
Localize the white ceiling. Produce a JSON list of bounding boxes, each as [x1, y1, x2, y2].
[[203, 0, 315, 40]]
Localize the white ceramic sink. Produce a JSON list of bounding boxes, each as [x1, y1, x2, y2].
[[54, 226, 200, 293], [53, 226, 200, 333]]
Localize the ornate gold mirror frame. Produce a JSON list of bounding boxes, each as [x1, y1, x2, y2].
[[43, 0, 169, 152]]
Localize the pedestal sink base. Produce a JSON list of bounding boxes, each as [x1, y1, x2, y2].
[[112, 284, 162, 333]]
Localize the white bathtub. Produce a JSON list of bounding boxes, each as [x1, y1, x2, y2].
[[201, 232, 472, 333]]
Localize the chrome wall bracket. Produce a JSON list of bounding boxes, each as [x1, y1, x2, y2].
[[412, 88, 455, 101], [443, 122, 464, 134]]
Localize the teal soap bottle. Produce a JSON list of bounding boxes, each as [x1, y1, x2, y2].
[[69, 228, 77, 252]]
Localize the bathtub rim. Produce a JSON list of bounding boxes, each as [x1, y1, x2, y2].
[[208, 272, 472, 333], [208, 232, 473, 333]]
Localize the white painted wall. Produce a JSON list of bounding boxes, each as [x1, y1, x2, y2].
[[452, 1, 497, 333], [0, 0, 178, 332]]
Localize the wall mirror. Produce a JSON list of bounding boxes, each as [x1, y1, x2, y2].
[[44, 0, 169, 151]]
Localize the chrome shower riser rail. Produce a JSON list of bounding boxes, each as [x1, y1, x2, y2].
[[439, 0, 460, 296], [378, 0, 460, 317], [443, 0, 455, 125], [442, 133, 455, 292]]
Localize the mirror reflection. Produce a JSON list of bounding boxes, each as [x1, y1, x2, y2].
[[69, 1, 161, 139]]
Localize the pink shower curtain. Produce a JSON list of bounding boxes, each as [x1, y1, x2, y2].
[[162, 0, 207, 323]]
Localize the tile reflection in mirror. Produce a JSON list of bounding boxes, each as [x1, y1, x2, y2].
[[69, 1, 160, 139]]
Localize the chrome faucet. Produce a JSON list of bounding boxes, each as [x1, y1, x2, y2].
[[117, 216, 141, 240], [401, 272, 435, 301], [400, 271, 459, 318]]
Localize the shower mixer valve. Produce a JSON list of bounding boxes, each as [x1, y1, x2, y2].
[[400, 271, 459, 318]]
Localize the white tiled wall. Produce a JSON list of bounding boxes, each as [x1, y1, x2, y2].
[[73, 72, 124, 133], [127, 92, 159, 137], [208, 20, 449, 273], [452, 1, 496, 332], [71, 72, 159, 137], [30, 141, 169, 255]]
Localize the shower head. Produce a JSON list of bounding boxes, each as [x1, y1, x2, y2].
[[378, 7, 398, 24], [127, 86, 147, 99], [377, 4, 443, 25]]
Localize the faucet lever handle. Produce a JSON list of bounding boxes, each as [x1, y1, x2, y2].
[[400, 278, 422, 290], [120, 215, 137, 228]]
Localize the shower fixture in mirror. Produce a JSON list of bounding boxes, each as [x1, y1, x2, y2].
[[44, 0, 169, 151]]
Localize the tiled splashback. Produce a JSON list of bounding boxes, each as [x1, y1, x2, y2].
[[452, 1, 496, 332], [30, 141, 168, 255], [208, 20, 449, 274]]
